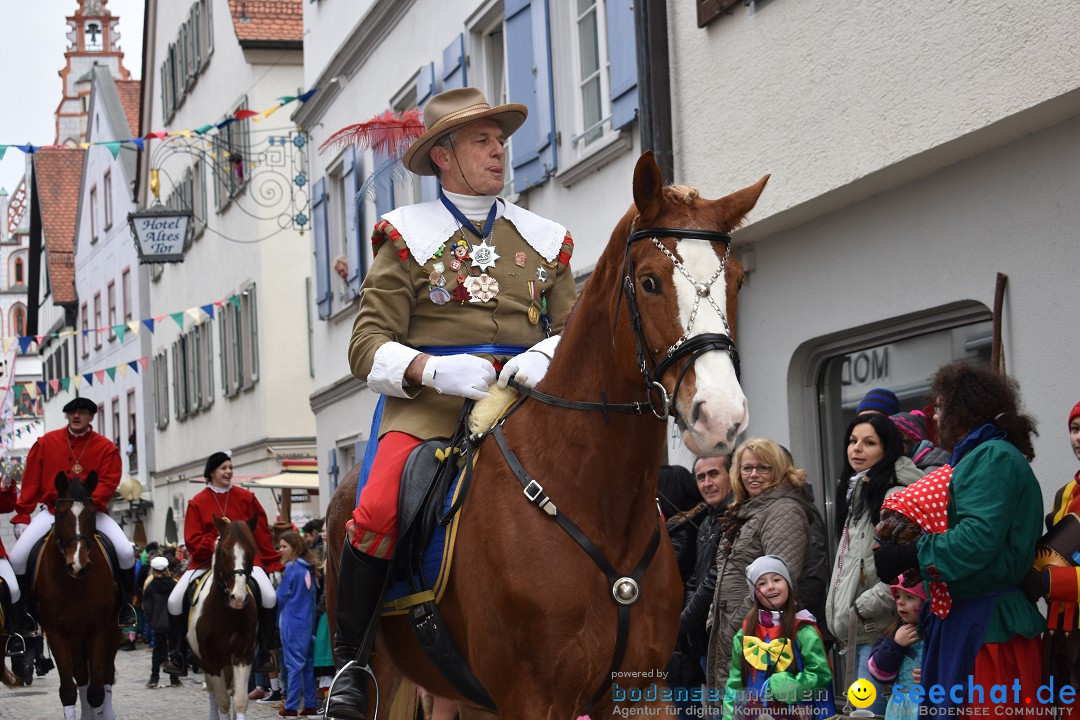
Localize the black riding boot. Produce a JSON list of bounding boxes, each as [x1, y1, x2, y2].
[[161, 612, 186, 675], [117, 566, 138, 627], [254, 603, 278, 674], [1, 581, 26, 657], [9, 574, 36, 635], [326, 544, 389, 720]]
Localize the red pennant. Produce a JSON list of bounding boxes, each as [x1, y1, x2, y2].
[[234, 109, 259, 120], [94, 370, 106, 383]]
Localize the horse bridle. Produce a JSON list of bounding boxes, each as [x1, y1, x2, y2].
[[508, 224, 740, 423], [623, 226, 740, 421], [214, 539, 252, 595], [482, 224, 739, 712]]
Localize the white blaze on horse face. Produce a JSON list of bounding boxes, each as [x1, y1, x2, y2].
[[70, 501, 86, 575], [228, 544, 248, 609], [671, 238, 748, 454]]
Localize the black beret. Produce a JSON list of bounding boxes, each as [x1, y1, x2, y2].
[[62, 397, 98, 414], [203, 451, 232, 479]]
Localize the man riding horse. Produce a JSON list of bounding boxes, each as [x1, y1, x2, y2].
[[162, 451, 283, 676], [0, 468, 27, 657], [328, 87, 577, 719], [6, 397, 137, 635]]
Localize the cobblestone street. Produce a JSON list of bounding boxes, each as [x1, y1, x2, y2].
[[0, 640, 299, 720]]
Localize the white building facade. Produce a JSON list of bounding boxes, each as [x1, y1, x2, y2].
[[668, 1, 1080, 526], [137, 0, 317, 542], [73, 66, 153, 533], [296, 0, 648, 503]]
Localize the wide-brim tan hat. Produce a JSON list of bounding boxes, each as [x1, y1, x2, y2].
[[403, 87, 527, 176]]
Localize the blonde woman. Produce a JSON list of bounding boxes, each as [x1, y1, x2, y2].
[[704, 438, 822, 700]]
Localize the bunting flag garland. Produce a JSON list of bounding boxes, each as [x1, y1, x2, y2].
[[5, 356, 147, 404], [1, 291, 252, 354], [0, 87, 319, 155]]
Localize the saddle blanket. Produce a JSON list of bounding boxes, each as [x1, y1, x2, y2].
[[380, 459, 469, 617]]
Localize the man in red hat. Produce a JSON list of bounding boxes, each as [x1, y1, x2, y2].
[[7, 396, 136, 631], [329, 87, 577, 719]]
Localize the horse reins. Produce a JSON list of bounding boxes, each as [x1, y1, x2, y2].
[[486, 224, 739, 712]]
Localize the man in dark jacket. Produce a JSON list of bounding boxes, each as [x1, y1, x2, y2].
[[142, 556, 181, 688], [667, 455, 732, 713]]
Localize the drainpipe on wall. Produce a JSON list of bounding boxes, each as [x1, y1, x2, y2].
[[635, 0, 674, 184]]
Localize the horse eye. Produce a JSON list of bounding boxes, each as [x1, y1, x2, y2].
[[640, 276, 661, 295]]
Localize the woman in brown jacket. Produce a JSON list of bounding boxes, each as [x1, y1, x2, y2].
[[704, 437, 819, 701]]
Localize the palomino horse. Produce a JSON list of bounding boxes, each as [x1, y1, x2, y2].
[[326, 151, 768, 717], [189, 515, 260, 720], [37, 471, 119, 719]]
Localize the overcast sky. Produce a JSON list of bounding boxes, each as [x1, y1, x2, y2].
[[0, 0, 144, 198]]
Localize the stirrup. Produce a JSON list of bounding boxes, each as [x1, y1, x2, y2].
[[117, 603, 138, 628], [5, 632, 26, 657], [326, 659, 380, 720]]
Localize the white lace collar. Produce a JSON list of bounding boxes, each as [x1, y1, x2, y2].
[[382, 198, 566, 266]]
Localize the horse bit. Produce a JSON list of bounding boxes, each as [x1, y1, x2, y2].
[[488, 224, 739, 711]]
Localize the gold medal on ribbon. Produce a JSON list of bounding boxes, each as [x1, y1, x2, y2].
[[527, 281, 540, 324]]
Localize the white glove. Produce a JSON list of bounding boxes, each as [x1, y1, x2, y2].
[[498, 336, 560, 389], [13, 523, 26, 540], [421, 355, 496, 400]]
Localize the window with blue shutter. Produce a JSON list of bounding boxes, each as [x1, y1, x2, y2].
[[312, 177, 332, 319], [415, 61, 439, 203], [328, 447, 339, 491], [442, 34, 466, 90], [416, 62, 435, 105], [506, 0, 557, 193], [342, 148, 365, 297], [606, 0, 638, 130], [373, 150, 396, 217]]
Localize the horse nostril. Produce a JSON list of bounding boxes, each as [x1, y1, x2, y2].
[[726, 423, 741, 444], [691, 400, 705, 426]]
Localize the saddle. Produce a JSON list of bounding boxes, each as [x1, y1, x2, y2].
[[381, 404, 498, 711], [27, 528, 121, 588]]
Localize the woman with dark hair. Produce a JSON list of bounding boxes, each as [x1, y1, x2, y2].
[[875, 361, 1043, 716], [826, 413, 921, 715], [660, 464, 706, 584]]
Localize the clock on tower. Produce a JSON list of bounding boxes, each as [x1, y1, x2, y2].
[[84, 21, 103, 52]]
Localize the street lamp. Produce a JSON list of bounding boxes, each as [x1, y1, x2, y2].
[[127, 169, 195, 263]]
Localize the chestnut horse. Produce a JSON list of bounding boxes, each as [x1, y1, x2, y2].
[[326, 151, 768, 717], [189, 515, 260, 720], [37, 471, 119, 719]]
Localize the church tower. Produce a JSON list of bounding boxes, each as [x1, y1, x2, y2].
[[55, 0, 131, 145]]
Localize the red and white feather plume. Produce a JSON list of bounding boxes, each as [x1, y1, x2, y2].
[[318, 109, 425, 157]]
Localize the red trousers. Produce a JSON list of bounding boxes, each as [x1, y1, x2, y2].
[[969, 635, 1044, 717], [349, 431, 422, 560]]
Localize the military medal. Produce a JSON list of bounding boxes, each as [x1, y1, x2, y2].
[[466, 274, 499, 303], [536, 266, 549, 283], [429, 286, 451, 305], [515, 251, 527, 268], [470, 239, 499, 272], [527, 281, 540, 324]]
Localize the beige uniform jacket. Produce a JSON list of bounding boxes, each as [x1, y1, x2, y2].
[[349, 203, 576, 441]]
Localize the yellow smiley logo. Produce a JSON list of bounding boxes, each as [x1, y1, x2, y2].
[[847, 679, 877, 709]]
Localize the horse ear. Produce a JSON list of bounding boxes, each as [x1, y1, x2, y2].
[[710, 175, 770, 230], [55, 472, 69, 496], [247, 515, 258, 534], [212, 515, 228, 535], [83, 471, 98, 496], [633, 151, 665, 221]]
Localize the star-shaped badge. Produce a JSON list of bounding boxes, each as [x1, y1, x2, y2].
[[536, 266, 549, 283], [470, 239, 500, 272]]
